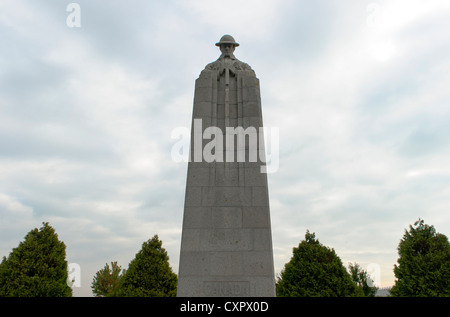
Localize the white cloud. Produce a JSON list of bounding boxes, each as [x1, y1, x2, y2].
[[0, 193, 33, 220], [178, 0, 290, 40], [0, 193, 34, 255]]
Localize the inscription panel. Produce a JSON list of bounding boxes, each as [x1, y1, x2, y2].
[[203, 281, 250, 296]]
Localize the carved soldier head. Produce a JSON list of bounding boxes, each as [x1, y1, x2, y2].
[[216, 35, 239, 58]]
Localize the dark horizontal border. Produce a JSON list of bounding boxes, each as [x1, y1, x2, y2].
[[0, 297, 443, 314]]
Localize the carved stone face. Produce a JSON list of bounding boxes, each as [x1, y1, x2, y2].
[[220, 44, 236, 57]]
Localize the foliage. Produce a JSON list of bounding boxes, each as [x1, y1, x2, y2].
[[276, 230, 364, 297], [348, 262, 378, 297], [0, 222, 72, 297], [390, 219, 450, 297], [117, 235, 177, 297], [91, 261, 124, 297]]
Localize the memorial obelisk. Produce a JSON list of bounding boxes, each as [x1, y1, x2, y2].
[[177, 35, 275, 297]]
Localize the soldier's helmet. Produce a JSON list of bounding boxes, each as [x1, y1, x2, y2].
[[215, 35, 239, 47]]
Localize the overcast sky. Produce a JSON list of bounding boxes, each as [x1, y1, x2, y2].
[[1, 0, 450, 296]]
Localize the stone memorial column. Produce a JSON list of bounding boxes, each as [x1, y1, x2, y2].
[[177, 35, 275, 297]]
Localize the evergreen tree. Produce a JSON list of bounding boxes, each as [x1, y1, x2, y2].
[[348, 262, 378, 297], [0, 222, 72, 297], [117, 235, 177, 297], [91, 261, 124, 297], [276, 230, 364, 297], [391, 219, 450, 297]]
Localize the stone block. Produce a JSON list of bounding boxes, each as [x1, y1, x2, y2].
[[243, 101, 260, 117], [252, 186, 269, 206], [243, 251, 274, 276], [178, 251, 210, 276], [242, 87, 259, 102], [203, 187, 251, 207], [253, 228, 273, 250], [218, 88, 237, 103], [185, 186, 202, 207], [180, 229, 201, 252], [195, 87, 213, 102], [183, 207, 212, 228], [215, 164, 239, 186], [187, 167, 211, 187], [242, 116, 262, 129], [242, 76, 259, 88], [194, 101, 212, 117], [244, 167, 267, 186], [216, 118, 238, 130], [242, 207, 270, 228], [177, 278, 203, 296], [212, 207, 242, 228], [210, 252, 244, 276]]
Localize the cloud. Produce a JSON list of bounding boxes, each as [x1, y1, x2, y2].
[[0, 193, 33, 226], [177, 0, 289, 38], [0, 193, 35, 257]]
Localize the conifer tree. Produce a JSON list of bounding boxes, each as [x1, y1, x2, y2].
[[0, 222, 72, 297], [117, 235, 177, 297], [391, 219, 450, 297], [91, 261, 124, 297], [276, 230, 364, 297]]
